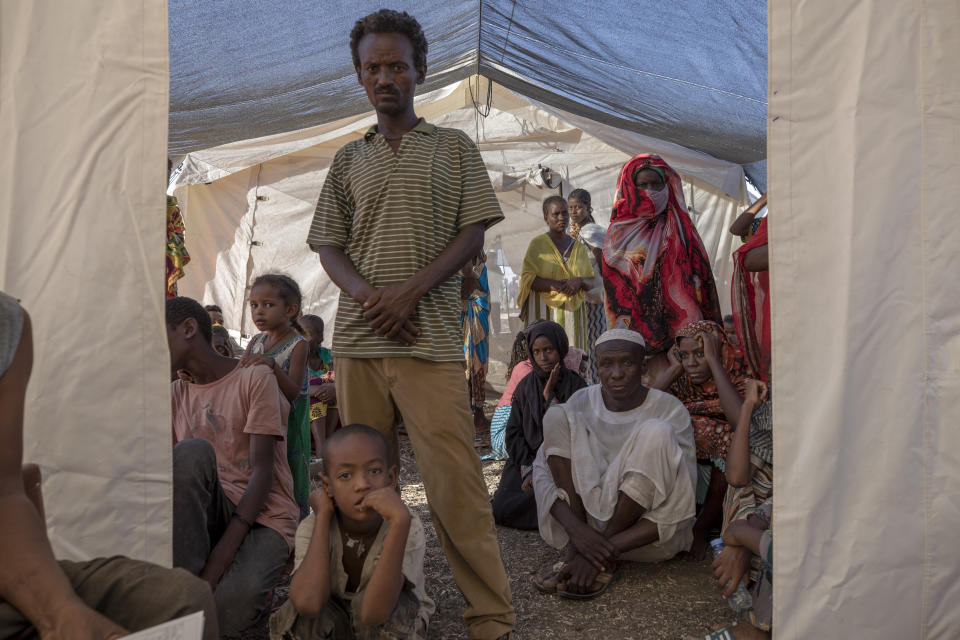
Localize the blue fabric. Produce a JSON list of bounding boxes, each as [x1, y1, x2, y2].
[[168, 1, 767, 184], [462, 265, 490, 368], [482, 404, 511, 461]]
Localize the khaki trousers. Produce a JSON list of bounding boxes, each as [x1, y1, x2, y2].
[[335, 357, 514, 640]]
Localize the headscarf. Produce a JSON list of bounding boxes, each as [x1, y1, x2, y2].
[[577, 223, 606, 250], [732, 216, 770, 381], [511, 320, 587, 454], [669, 320, 752, 460], [601, 154, 722, 352]]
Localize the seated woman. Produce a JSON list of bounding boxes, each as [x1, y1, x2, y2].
[[485, 333, 585, 462], [517, 196, 596, 351], [491, 321, 586, 530], [602, 154, 721, 378], [653, 320, 749, 557]]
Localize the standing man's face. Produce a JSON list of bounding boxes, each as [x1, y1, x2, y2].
[[356, 33, 424, 116]]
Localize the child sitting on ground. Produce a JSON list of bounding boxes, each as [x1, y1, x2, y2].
[[242, 274, 311, 518], [270, 424, 434, 640]]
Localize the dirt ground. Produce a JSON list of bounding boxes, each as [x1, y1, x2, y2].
[[397, 434, 733, 640]]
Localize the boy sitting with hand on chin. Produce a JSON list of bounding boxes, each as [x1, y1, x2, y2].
[[270, 425, 434, 640]]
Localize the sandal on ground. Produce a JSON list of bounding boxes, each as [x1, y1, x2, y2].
[[531, 560, 567, 594], [556, 568, 614, 600]]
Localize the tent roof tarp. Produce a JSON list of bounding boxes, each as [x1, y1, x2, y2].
[[169, 0, 767, 188]]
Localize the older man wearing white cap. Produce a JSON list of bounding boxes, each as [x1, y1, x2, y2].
[[531, 328, 697, 599]]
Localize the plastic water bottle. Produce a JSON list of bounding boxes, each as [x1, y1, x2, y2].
[[710, 538, 753, 613]]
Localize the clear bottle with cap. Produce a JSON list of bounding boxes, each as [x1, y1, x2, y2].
[[710, 537, 753, 613]]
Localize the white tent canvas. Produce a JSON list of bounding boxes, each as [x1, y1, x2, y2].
[[3, 0, 959, 637]]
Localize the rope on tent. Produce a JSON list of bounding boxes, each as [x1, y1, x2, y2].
[[469, 74, 493, 145]]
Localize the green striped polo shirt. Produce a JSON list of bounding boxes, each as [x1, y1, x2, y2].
[[307, 118, 503, 361]]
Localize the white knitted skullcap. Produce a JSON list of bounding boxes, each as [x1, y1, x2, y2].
[[594, 328, 646, 348]]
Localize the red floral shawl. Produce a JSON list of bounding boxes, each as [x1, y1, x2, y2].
[[601, 154, 722, 351], [732, 217, 770, 381]]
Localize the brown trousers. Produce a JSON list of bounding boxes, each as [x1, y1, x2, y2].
[[0, 556, 217, 640], [335, 357, 514, 640]]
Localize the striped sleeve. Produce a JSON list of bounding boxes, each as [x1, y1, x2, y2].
[[307, 150, 351, 252], [455, 132, 504, 231]]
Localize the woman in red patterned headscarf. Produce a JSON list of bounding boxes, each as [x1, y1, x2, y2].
[[602, 154, 721, 352]]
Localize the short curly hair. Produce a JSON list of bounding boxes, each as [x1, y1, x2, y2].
[[349, 9, 428, 71], [166, 297, 212, 344]]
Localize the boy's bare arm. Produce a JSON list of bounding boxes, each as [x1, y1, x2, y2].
[[200, 433, 276, 587], [289, 490, 335, 617], [356, 488, 411, 629]]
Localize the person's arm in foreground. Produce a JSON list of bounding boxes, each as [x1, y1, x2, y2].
[[0, 312, 127, 639], [355, 488, 412, 628], [713, 517, 767, 598], [725, 380, 767, 487], [289, 489, 334, 616], [199, 433, 276, 587]]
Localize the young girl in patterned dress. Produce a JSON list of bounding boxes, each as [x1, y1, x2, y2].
[[241, 274, 310, 519]]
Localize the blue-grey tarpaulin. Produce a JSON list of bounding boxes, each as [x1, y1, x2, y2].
[[169, 0, 767, 187]]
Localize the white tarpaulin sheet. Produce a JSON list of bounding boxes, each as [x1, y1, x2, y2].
[[171, 80, 746, 335], [770, 0, 960, 636], [0, 1, 171, 564]]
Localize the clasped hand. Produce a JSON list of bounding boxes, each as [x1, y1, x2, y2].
[[362, 284, 421, 346], [567, 518, 617, 571], [712, 543, 752, 598]]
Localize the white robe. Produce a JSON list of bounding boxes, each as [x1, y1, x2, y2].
[[532, 386, 697, 562]]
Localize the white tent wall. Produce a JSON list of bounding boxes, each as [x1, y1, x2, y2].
[[175, 80, 745, 332], [0, 1, 171, 563], [770, 0, 960, 637]]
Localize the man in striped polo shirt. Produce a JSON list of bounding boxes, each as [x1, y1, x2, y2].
[[306, 10, 515, 640]]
